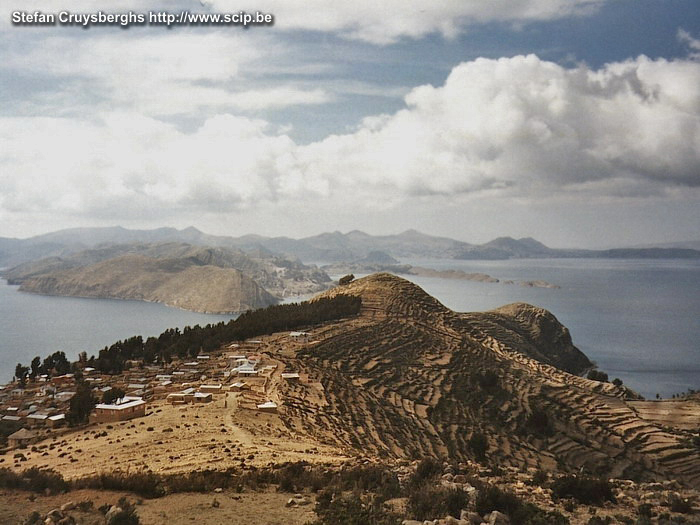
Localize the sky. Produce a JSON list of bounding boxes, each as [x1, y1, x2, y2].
[[1, 0, 699, 248]]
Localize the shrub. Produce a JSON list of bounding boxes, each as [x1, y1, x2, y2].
[[526, 406, 554, 437], [108, 497, 140, 525], [410, 457, 442, 486], [551, 475, 615, 505], [468, 432, 488, 462], [407, 484, 469, 521], [77, 500, 94, 511], [313, 491, 400, 525], [669, 494, 693, 514], [637, 503, 652, 518], [475, 484, 568, 525], [0, 467, 68, 494], [478, 371, 500, 391], [529, 470, 548, 486], [76, 471, 164, 498]]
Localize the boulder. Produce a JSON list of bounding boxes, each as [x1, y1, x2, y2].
[[460, 510, 483, 524], [487, 510, 510, 525], [60, 502, 76, 511], [104, 506, 122, 523], [46, 509, 63, 522]]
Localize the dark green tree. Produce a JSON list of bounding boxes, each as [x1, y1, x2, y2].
[[67, 381, 95, 426], [14, 363, 29, 386], [30, 356, 41, 379], [102, 387, 126, 404]]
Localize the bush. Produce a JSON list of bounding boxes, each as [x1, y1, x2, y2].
[[669, 494, 693, 514], [337, 465, 400, 500], [77, 500, 94, 511], [76, 471, 164, 498], [0, 467, 68, 494], [551, 475, 615, 505], [410, 457, 442, 486], [586, 517, 611, 525], [108, 497, 140, 525], [529, 470, 548, 486], [468, 432, 488, 462], [475, 484, 568, 525], [407, 484, 469, 521], [526, 406, 554, 437], [313, 491, 400, 525], [478, 371, 500, 391], [637, 503, 652, 518]]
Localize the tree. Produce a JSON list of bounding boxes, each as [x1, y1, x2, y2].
[[14, 363, 29, 387], [612, 378, 623, 387], [102, 387, 126, 405], [587, 370, 609, 382], [67, 381, 95, 426], [42, 351, 70, 376], [30, 356, 41, 379]]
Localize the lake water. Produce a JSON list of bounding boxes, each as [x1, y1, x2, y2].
[[0, 281, 233, 384], [1, 258, 698, 399]]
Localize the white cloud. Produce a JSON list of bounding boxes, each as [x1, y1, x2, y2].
[[1, 53, 699, 233], [3, 31, 330, 116], [678, 28, 700, 60], [212, 0, 604, 44]]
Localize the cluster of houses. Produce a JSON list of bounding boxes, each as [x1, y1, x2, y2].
[[1, 332, 310, 450]]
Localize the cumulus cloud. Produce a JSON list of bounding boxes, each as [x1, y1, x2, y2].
[[294, 54, 700, 200], [2, 52, 699, 229]]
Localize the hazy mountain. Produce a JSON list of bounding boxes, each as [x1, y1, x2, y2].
[[2, 227, 699, 268]]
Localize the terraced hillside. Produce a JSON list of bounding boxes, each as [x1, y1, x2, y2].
[[274, 273, 700, 487]]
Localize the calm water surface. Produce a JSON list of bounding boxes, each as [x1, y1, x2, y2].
[[0, 281, 233, 384]]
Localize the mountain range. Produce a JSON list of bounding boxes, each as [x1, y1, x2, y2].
[[1, 226, 699, 267]]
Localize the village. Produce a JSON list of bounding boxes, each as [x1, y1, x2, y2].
[[0, 329, 339, 474]]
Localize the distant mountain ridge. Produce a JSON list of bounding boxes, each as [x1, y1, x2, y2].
[[2, 242, 332, 313], [2, 226, 699, 267]]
